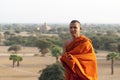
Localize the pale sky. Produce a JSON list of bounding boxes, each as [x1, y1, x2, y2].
[[0, 0, 120, 23]]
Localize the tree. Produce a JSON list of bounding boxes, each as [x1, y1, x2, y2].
[[46, 37, 63, 47], [15, 30, 20, 33], [91, 36, 102, 49], [118, 44, 120, 56], [39, 62, 65, 80], [108, 43, 118, 52], [4, 36, 37, 46], [9, 55, 17, 68], [9, 55, 23, 68], [16, 56, 23, 67], [58, 33, 71, 41], [8, 45, 22, 67], [8, 45, 22, 54], [51, 46, 62, 62], [106, 30, 117, 36], [36, 39, 52, 56], [106, 52, 119, 75], [4, 31, 11, 39]]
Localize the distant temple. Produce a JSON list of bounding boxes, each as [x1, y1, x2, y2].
[[43, 22, 51, 31], [41, 22, 51, 33]]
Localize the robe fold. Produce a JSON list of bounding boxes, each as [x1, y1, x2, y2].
[[60, 35, 98, 80]]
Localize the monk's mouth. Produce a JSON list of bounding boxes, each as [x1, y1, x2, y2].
[[71, 32, 76, 34]]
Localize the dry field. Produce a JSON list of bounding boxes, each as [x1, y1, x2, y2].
[[0, 56, 56, 80], [0, 46, 120, 80], [96, 50, 120, 80], [0, 46, 39, 54]]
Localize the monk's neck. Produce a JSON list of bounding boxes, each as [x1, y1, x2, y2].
[[72, 34, 81, 39]]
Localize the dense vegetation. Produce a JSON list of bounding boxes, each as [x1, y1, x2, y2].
[[0, 23, 120, 52], [39, 62, 65, 80]]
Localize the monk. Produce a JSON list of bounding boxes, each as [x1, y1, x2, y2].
[[60, 20, 98, 80]]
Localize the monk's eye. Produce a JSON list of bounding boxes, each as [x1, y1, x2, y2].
[[70, 27, 73, 29], [70, 27, 77, 29]]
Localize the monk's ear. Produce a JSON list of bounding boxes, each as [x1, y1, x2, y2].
[[80, 27, 82, 30]]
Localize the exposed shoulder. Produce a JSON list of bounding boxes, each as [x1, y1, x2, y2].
[[64, 39, 72, 48], [62, 39, 72, 53]]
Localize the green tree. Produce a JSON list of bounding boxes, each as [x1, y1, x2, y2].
[[106, 30, 117, 36], [106, 52, 119, 75], [118, 44, 120, 56], [8, 45, 23, 67], [16, 56, 23, 67], [4, 36, 37, 46], [8, 45, 22, 54], [39, 62, 65, 80], [9, 55, 23, 68], [58, 33, 71, 41], [9, 55, 17, 68], [46, 37, 62, 47], [4, 31, 11, 39], [118, 44, 120, 51], [108, 43, 118, 52], [91, 36, 102, 49], [15, 30, 20, 33], [36, 39, 52, 56], [51, 46, 62, 62]]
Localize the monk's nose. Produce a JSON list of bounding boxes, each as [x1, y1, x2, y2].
[[71, 28, 75, 32]]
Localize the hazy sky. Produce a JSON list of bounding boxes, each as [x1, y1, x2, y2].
[[0, 0, 120, 23]]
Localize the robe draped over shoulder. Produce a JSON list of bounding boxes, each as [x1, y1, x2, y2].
[[60, 35, 98, 80]]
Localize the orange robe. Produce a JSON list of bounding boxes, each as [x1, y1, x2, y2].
[[60, 35, 98, 80]]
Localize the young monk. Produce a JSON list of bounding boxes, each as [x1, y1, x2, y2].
[[60, 20, 98, 80]]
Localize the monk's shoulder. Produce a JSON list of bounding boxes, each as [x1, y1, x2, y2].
[[64, 39, 72, 47]]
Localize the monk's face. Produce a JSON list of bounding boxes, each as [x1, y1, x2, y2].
[[69, 22, 81, 37]]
